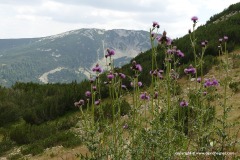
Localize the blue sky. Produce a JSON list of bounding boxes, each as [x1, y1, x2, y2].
[[0, 0, 239, 39]]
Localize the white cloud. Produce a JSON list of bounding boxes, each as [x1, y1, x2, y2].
[[0, 0, 239, 38]]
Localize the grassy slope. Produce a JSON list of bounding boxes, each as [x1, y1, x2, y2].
[[13, 50, 240, 160]]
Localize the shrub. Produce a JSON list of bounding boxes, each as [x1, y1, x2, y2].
[[0, 138, 15, 156]]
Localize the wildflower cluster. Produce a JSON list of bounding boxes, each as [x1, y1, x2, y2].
[[73, 16, 238, 160], [204, 78, 219, 87], [184, 64, 196, 75]]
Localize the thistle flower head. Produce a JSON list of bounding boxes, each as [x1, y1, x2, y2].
[[140, 92, 150, 100], [204, 78, 219, 87], [74, 99, 84, 107], [106, 48, 115, 58], [176, 50, 184, 58], [184, 64, 196, 75], [85, 91, 91, 97], [131, 62, 142, 72], [180, 100, 188, 107], [203, 91, 207, 96], [95, 99, 101, 105], [138, 81, 142, 87], [224, 36, 228, 41], [89, 78, 95, 83], [212, 78, 219, 86], [201, 41, 206, 47], [119, 73, 126, 79], [153, 91, 158, 99], [150, 69, 164, 79], [152, 21, 160, 28], [219, 38, 223, 44], [92, 64, 103, 73], [92, 86, 97, 91], [121, 84, 127, 90], [197, 77, 202, 83], [191, 16, 198, 23], [107, 72, 115, 80], [135, 64, 142, 72]]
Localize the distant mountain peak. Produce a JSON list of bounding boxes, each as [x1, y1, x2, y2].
[[0, 28, 150, 86]]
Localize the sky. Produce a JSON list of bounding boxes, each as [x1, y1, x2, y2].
[[0, 0, 239, 39]]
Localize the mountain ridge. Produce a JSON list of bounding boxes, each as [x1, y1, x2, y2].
[[0, 28, 151, 87]]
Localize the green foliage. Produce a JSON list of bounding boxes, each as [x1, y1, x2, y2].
[[207, 2, 240, 24], [231, 53, 240, 69], [95, 100, 131, 122], [229, 81, 240, 93], [9, 117, 78, 145], [21, 131, 81, 155], [0, 138, 15, 156], [0, 81, 91, 126]]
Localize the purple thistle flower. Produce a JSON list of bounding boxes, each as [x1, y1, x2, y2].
[[203, 91, 207, 96], [212, 79, 219, 86], [92, 64, 103, 73], [140, 92, 150, 100], [150, 69, 164, 79], [95, 99, 101, 105], [197, 77, 202, 83], [138, 81, 142, 87], [107, 72, 115, 80], [180, 100, 188, 107], [224, 36, 228, 41], [135, 64, 142, 72], [176, 50, 184, 58], [201, 41, 206, 47], [92, 86, 97, 91], [152, 21, 160, 28], [85, 91, 91, 97], [74, 99, 84, 107], [219, 38, 223, 43], [204, 78, 219, 87], [131, 61, 142, 72], [153, 91, 158, 99], [191, 16, 198, 23], [119, 73, 126, 79], [121, 84, 127, 89], [89, 78, 95, 83], [184, 65, 196, 75], [106, 48, 115, 57], [204, 79, 212, 87]]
